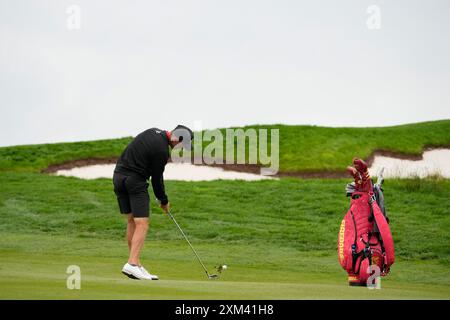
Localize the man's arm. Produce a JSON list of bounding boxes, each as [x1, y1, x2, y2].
[[150, 152, 168, 205]]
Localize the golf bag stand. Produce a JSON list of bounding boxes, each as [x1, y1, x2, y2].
[[337, 159, 395, 287]]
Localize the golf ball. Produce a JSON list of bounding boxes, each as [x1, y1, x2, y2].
[[222, 265, 227, 270]]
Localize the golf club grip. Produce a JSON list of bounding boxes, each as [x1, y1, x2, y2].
[[167, 211, 210, 274]]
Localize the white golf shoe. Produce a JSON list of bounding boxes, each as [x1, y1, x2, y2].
[[122, 263, 157, 280], [140, 265, 159, 280]]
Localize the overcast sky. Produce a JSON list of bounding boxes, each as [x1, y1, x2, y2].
[[1, 0, 449, 146]]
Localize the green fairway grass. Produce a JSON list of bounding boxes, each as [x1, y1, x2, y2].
[[1, 236, 448, 299], [1, 120, 449, 173], [0, 172, 449, 299]]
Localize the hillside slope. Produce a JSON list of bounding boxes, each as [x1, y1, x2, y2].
[[0, 120, 449, 173], [1, 173, 448, 262]]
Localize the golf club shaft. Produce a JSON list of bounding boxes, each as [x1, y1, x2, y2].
[[167, 211, 210, 277], [377, 167, 385, 186]]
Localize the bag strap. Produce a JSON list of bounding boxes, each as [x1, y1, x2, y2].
[[369, 196, 395, 268]]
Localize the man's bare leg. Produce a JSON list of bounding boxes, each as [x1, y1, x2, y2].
[[128, 217, 149, 266], [125, 213, 136, 252]]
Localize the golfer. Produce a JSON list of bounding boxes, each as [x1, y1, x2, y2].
[[113, 125, 193, 280]]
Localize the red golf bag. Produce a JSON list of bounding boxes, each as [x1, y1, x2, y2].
[[337, 159, 395, 286]]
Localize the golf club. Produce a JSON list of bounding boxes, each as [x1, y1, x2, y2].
[[376, 167, 385, 186], [166, 210, 219, 280]]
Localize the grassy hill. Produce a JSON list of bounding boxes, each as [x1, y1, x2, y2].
[[1, 173, 448, 261], [0, 120, 449, 173], [0, 120, 449, 299]]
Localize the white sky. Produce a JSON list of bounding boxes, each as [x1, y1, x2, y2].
[[1, 0, 449, 146]]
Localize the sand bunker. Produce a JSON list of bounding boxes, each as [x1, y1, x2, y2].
[[369, 149, 450, 179], [55, 163, 274, 181], [54, 149, 449, 180]]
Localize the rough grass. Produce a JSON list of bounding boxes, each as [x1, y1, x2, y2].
[[0, 137, 132, 173], [0, 173, 448, 263], [229, 120, 450, 172], [0, 120, 448, 173]]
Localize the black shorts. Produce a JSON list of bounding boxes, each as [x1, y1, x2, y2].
[[113, 171, 150, 218]]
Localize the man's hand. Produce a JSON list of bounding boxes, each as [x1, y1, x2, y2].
[[160, 202, 170, 214]]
